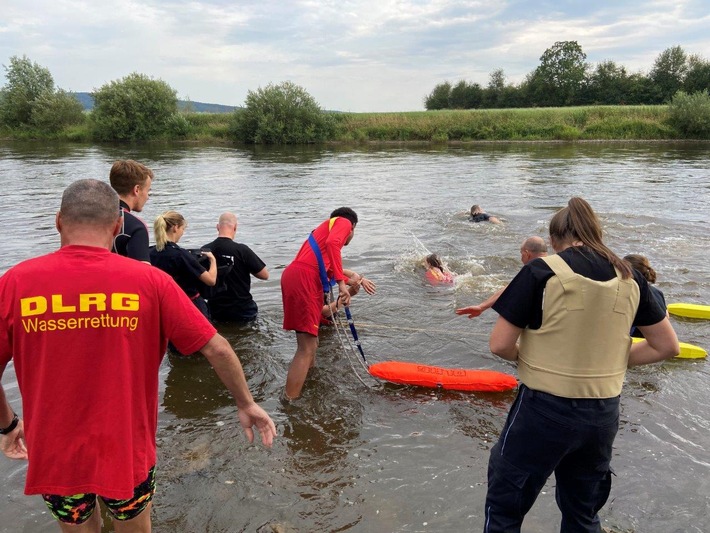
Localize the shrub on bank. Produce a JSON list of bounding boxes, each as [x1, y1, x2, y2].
[[667, 90, 710, 137], [229, 81, 335, 144], [90, 73, 178, 141]]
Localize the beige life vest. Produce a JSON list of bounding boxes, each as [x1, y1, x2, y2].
[[517, 253, 640, 398]]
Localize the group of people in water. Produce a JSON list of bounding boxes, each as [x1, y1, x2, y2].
[[0, 160, 682, 533]]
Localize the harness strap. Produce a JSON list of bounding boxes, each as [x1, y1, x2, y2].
[[307, 233, 334, 295]]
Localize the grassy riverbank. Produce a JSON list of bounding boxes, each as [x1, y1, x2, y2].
[[330, 105, 675, 142], [0, 105, 686, 143]]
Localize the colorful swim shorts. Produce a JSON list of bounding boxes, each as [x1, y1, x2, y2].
[[42, 466, 156, 524]]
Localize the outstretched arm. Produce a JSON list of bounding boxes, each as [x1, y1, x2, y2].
[[456, 287, 505, 318], [199, 334, 276, 447], [343, 269, 377, 296]]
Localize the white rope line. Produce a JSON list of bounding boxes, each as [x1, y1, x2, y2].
[[323, 290, 378, 388], [354, 320, 490, 338]]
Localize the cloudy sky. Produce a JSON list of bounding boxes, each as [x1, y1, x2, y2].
[[1, 0, 708, 112]]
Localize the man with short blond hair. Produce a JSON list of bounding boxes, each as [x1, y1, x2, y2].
[[109, 159, 153, 263]]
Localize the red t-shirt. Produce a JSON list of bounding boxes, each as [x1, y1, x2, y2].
[[292, 217, 352, 282], [0, 245, 216, 499]]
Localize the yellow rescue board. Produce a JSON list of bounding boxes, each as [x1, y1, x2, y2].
[[631, 337, 707, 359], [667, 303, 710, 320]]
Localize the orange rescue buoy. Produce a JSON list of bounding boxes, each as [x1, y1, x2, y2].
[[368, 361, 518, 392]]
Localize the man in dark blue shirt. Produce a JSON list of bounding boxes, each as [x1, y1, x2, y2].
[[109, 160, 153, 263]]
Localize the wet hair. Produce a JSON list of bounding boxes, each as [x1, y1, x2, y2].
[[60, 179, 120, 227], [549, 197, 631, 278], [624, 254, 657, 283], [470, 205, 481, 216], [330, 207, 358, 227], [154, 210, 185, 251], [426, 253, 445, 273], [109, 160, 154, 196]]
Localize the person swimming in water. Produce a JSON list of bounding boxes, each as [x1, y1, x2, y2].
[[424, 254, 455, 284], [470, 205, 501, 224]]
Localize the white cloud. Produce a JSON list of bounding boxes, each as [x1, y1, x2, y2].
[[1, 0, 709, 111]]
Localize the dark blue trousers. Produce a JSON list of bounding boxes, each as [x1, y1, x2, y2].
[[484, 384, 619, 533]]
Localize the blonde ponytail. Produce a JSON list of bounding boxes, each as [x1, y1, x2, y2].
[[153, 211, 185, 251]]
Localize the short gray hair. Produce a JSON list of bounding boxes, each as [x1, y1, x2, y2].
[[60, 179, 120, 227]]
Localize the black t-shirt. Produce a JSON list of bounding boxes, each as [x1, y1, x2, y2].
[[149, 242, 206, 298], [470, 213, 491, 223], [493, 246, 666, 330], [202, 237, 266, 314], [113, 200, 150, 262]]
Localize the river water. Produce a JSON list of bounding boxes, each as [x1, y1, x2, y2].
[[0, 141, 708, 532]]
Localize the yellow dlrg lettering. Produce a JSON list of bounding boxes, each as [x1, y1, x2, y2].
[[112, 293, 139, 311], [51, 295, 76, 313], [20, 296, 48, 317], [79, 293, 107, 312]]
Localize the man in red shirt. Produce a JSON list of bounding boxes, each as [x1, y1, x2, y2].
[[281, 207, 369, 401], [0, 179, 276, 532]]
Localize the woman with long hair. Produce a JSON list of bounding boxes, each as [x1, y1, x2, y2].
[[483, 197, 679, 533], [424, 253, 454, 284], [150, 211, 217, 320]]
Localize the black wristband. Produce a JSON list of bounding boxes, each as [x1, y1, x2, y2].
[[0, 413, 19, 435]]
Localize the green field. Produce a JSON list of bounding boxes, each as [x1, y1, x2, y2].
[[330, 106, 675, 142]]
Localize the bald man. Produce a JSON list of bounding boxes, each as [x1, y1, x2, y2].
[[456, 236, 547, 319], [202, 212, 269, 322]]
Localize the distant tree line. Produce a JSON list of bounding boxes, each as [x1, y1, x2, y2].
[[2, 48, 710, 143], [424, 41, 710, 109]]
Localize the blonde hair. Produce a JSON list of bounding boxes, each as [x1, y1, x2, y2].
[[154, 210, 185, 251]]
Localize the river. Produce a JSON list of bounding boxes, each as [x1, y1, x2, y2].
[[0, 141, 708, 532]]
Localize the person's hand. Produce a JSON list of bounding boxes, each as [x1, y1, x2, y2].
[[0, 419, 28, 460], [455, 305, 484, 318], [338, 282, 351, 306], [237, 403, 277, 448], [360, 277, 376, 295], [201, 250, 215, 261], [348, 279, 361, 297]]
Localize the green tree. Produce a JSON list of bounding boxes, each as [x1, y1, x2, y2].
[[424, 82, 452, 110], [31, 89, 85, 132], [229, 81, 334, 144], [535, 41, 588, 106], [483, 69, 506, 108], [667, 90, 710, 138], [649, 45, 688, 103], [448, 80, 483, 109], [91, 73, 178, 141], [0, 55, 55, 127], [684, 55, 710, 94], [586, 60, 631, 104]]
